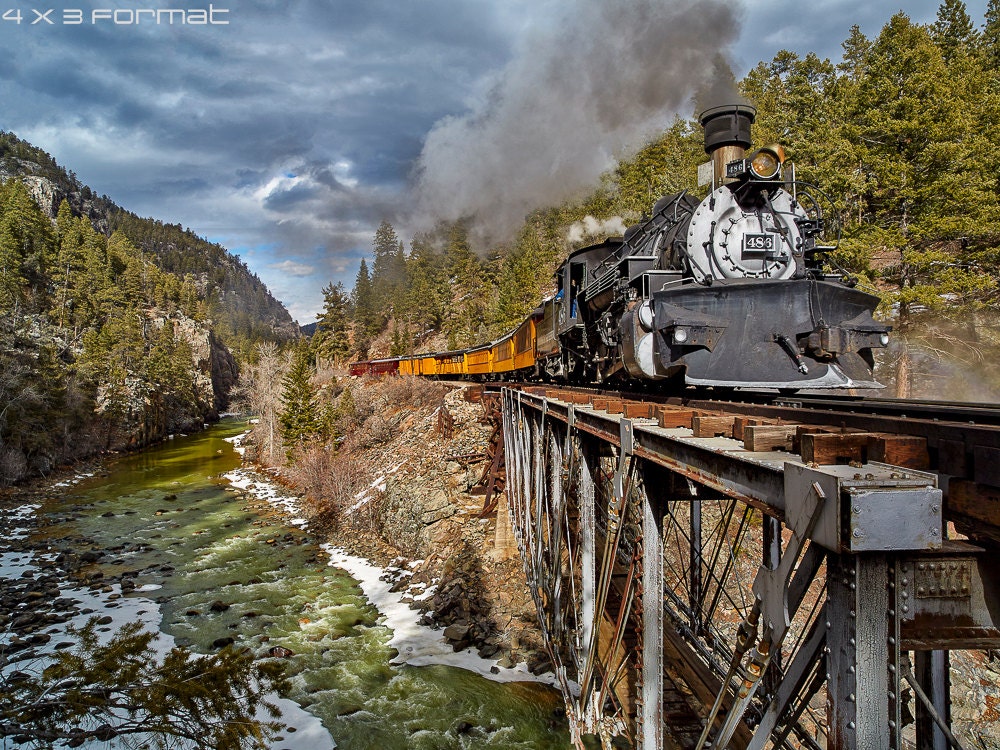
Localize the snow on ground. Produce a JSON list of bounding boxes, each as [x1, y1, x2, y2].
[[224, 431, 248, 456], [223, 466, 308, 528], [50, 471, 94, 488]]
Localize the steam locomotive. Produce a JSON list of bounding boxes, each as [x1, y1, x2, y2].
[[351, 104, 889, 391]]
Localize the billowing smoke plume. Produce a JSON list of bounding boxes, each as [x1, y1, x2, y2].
[[413, 0, 743, 250], [566, 215, 628, 245]]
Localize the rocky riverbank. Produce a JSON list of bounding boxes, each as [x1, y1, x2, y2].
[[0, 464, 161, 671], [229, 404, 554, 681]]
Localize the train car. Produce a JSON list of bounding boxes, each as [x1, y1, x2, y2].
[[511, 316, 537, 373], [416, 355, 436, 376], [492, 332, 515, 374], [465, 344, 493, 378], [398, 357, 417, 376], [369, 358, 400, 376], [436, 351, 465, 377]]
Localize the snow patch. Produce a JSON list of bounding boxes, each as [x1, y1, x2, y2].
[[323, 545, 560, 688]]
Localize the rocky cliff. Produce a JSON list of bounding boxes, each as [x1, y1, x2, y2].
[[95, 311, 239, 451]]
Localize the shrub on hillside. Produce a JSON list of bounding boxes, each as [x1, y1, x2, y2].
[[380, 376, 449, 409], [291, 444, 373, 531]]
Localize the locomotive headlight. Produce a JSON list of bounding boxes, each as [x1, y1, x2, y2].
[[749, 144, 786, 180], [673, 328, 689, 344]]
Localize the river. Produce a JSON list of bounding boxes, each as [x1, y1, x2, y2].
[[0, 419, 570, 749]]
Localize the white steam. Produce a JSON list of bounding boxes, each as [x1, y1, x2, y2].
[[412, 0, 743, 250], [566, 215, 628, 245]]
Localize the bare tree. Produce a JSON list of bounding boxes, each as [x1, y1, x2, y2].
[[243, 341, 289, 466]]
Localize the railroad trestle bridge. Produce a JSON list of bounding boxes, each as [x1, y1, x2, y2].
[[496, 386, 1000, 750]]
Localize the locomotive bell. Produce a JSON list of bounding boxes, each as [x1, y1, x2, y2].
[[699, 103, 756, 186]]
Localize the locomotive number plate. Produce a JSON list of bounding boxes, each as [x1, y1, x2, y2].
[[743, 233, 776, 253]]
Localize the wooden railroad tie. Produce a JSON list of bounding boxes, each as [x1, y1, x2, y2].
[[800, 431, 929, 469], [624, 402, 654, 419], [605, 399, 625, 414], [744, 424, 799, 452], [656, 408, 696, 429], [692, 415, 737, 438], [733, 417, 771, 442]]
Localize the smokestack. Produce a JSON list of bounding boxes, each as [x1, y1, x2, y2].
[[700, 103, 756, 186]]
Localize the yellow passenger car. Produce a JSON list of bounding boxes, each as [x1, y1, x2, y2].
[[466, 345, 492, 377]]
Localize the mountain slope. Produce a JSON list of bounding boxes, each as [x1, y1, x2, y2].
[[0, 131, 298, 354]]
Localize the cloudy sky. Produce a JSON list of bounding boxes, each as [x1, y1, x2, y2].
[[0, 0, 987, 323]]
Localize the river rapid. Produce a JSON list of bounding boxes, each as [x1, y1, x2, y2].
[[0, 419, 570, 749]]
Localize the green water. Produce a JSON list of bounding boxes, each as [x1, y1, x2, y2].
[[35, 420, 570, 749]]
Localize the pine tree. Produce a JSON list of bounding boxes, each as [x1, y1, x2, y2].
[[313, 282, 351, 363], [352, 258, 377, 351], [405, 235, 449, 334], [932, 0, 977, 61], [278, 339, 320, 455], [370, 219, 402, 322], [0, 179, 55, 315], [983, 0, 1000, 66]]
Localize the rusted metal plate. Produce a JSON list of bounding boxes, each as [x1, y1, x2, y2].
[[899, 544, 1000, 650], [846, 487, 942, 552], [913, 559, 971, 599]]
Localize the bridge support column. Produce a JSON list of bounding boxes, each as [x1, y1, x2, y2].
[[641, 489, 664, 750], [827, 554, 901, 750], [579, 430, 596, 675], [915, 650, 950, 750]]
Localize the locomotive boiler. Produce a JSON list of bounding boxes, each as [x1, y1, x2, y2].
[[533, 103, 889, 390]]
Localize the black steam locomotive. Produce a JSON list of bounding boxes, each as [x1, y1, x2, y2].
[[533, 103, 889, 390]]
